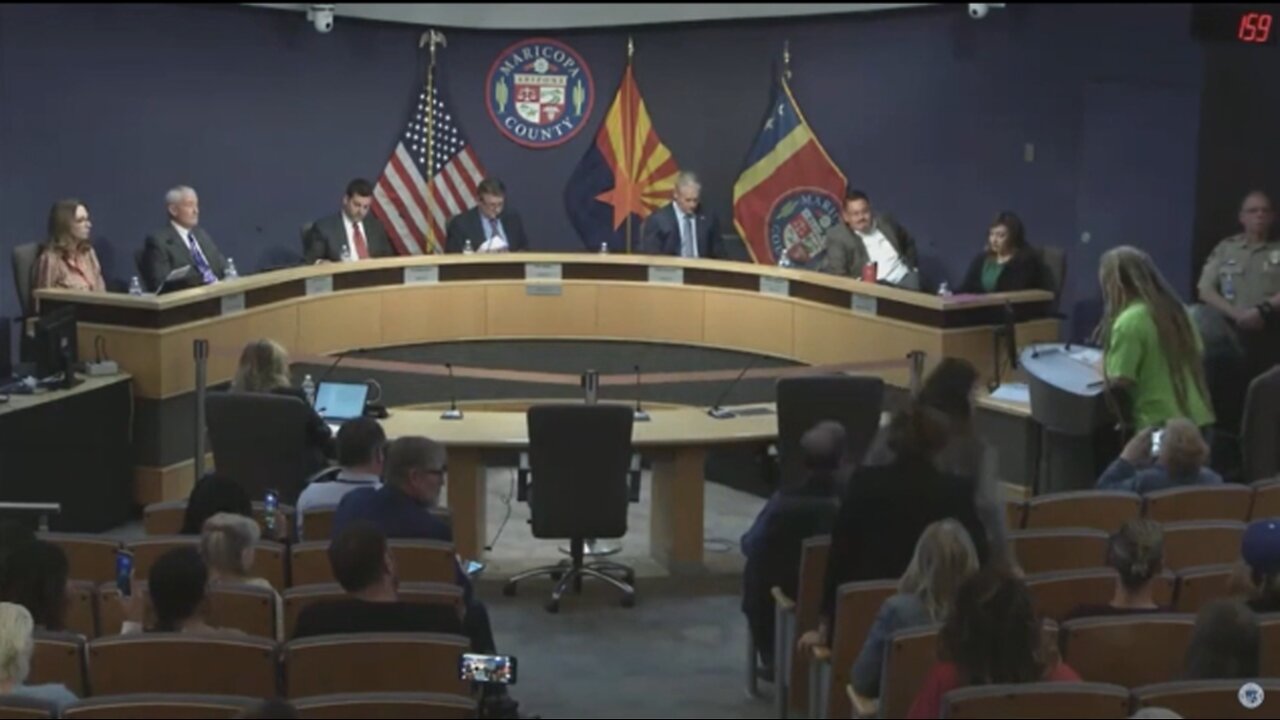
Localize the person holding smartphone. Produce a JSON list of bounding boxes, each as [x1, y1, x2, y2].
[[1095, 418, 1222, 494]]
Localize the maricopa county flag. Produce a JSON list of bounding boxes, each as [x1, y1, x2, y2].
[[564, 59, 678, 253], [732, 72, 847, 266]]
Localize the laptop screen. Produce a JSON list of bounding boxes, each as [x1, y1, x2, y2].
[[314, 381, 369, 422]]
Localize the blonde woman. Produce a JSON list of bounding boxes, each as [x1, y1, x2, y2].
[[201, 513, 283, 640], [850, 519, 979, 699], [1096, 418, 1222, 493], [35, 199, 105, 293], [1097, 246, 1214, 434], [0, 602, 77, 712], [1066, 519, 1168, 620], [230, 338, 333, 466]]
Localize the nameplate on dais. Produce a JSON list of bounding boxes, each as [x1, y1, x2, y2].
[[305, 276, 333, 295], [525, 263, 563, 281], [760, 276, 789, 297], [404, 266, 439, 285], [850, 293, 878, 316], [648, 266, 684, 284], [220, 293, 245, 316]]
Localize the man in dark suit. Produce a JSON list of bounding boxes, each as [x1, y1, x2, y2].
[[140, 185, 228, 291], [303, 178, 395, 264], [791, 189, 921, 290], [641, 171, 724, 259], [444, 177, 529, 254]]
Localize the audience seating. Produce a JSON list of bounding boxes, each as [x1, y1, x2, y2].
[[61, 694, 258, 719], [205, 583, 278, 639], [252, 540, 288, 590], [772, 535, 830, 719], [1173, 563, 1237, 613], [28, 631, 88, 698], [1004, 499, 1026, 531], [293, 692, 478, 719], [0, 696, 55, 720], [808, 579, 897, 720], [290, 541, 336, 587], [283, 633, 470, 698], [1160, 521, 1246, 570], [300, 504, 338, 542], [1024, 568, 1174, 622], [1022, 491, 1140, 533], [1008, 529, 1110, 574], [64, 579, 98, 639], [95, 583, 132, 637], [143, 500, 298, 538], [1143, 484, 1253, 523], [1250, 479, 1280, 520], [283, 581, 463, 638], [127, 536, 200, 579], [940, 682, 1131, 719], [88, 634, 278, 697], [1060, 614, 1194, 687], [879, 625, 941, 719], [1263, 616, 1280, 677], [388, 539, 460, 585], [1132, 679, 1280, 718], [205, 391, 327, 504], [38, 533, 120, 585]]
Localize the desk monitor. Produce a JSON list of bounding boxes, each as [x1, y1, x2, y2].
[[34, 306, 80, 388]]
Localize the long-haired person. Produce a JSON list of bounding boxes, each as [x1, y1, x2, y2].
[[958, 211, 1047, 294], [35, 199, 105, 293], [1097, 246, 1214, 436], [230, 338, 333, 468]]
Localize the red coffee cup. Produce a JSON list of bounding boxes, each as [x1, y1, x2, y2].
[[861, 262, 878, 282]]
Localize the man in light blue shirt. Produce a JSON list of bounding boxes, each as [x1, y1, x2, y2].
[[1096, 418, 1223, 494]]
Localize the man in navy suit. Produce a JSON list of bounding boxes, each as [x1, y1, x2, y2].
[[641, 171, 724, 259], [303, 178, 395, 264], [140, 185, 228, 291], [444, 177, 530, 254]]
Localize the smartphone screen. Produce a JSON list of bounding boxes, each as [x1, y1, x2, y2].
[[263, 490, 279, 533], [1152, 429, 1165, 455], [465, 560, 486, 577], [115, 550, 133, 596], [459, 653, 517, 685]]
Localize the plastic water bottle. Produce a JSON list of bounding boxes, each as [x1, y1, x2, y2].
[[937, 281, 952, 297], [778, 255, 794, 268], [128, 276, 144, 296], [599, 242, 609, 254], [340, 244, 351, 263], [1221, 259, 1238, 302], [302, 374, 316, 406], [225, 258, 239, 279], [463, 239, 474, 255]]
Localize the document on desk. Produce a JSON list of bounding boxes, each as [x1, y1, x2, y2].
[[989, 382, 1030, 406], [478, 237, 509, 253]]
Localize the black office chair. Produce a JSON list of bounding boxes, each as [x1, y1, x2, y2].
[[1038, 245, 1068, 316], [502, 403, 637, 613], [205, 391, 329, 505], [11, 242, 39, 318], [775, 375, 884, 487]]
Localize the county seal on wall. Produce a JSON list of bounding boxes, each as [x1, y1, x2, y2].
[[487, 37, 594, 149], [768, 188, 841, 268]]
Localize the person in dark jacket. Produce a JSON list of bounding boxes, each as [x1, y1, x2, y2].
[[740, 421, 844, 671], [958, 211, 1047, 295], [230, 338, 334, 472], [799, 404, 990, 651]]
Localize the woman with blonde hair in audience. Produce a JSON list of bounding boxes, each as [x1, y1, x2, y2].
[[1066, 518, 1168, 620], [201, 513, 283, 640], [907, 567, 1079, 718], [851, 519, 979, 702], [0, 602, 77, 712], [34, 199, 105, 293], [231, 338, 333, 471]]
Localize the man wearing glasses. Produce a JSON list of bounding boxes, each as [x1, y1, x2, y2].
[[444, 177, 531, 254]]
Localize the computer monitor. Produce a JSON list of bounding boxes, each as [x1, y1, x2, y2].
[[34, 305, 80, 388], [314, 381, 370, 434], [0, 318, 12, 381]]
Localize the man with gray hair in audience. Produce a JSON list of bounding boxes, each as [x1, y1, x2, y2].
[[141, 185, 228, 291], [641, 170, 724, 259]]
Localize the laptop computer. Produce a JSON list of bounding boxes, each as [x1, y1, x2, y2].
[[314, 381, 370, 435]]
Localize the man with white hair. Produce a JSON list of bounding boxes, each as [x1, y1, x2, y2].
[[641, 171, 724, 259], [0, 602, 78, 712], [140, 185, 228, 291]]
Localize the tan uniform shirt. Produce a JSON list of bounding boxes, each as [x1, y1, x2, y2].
[[1197, 234, 1280, 309]]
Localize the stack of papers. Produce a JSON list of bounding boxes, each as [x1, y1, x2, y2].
[[989, 382, 1030, 405], [477, 236, 509, 253]]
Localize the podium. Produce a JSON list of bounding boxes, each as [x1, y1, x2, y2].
[[1020, 343, 1121, 493]]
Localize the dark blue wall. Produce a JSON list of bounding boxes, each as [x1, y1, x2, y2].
[[0, 3, 1203, 339]]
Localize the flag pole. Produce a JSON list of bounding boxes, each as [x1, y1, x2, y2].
[[783, 38, 792, 83], [625, 36, 635, 255], [420, 29, 446, 253]]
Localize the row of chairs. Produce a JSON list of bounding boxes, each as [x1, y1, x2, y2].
[[1003, 481, 1280, 534], [769, 536, 1264, 719], [927, 678, 1279, 719], [1010, 521, 1249, 574], [38, 533, 457, 593], [0, 692, 477, 719], [27, 631, 470, 700]]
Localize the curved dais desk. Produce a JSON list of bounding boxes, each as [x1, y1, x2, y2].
[[37, 254, 1058, 515]]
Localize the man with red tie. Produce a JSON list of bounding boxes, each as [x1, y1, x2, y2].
[[303, 178, 395, 264]]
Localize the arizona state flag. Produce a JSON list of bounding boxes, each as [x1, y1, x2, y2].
[[733, 72, 848, 266], [564, 57, 678, 252]]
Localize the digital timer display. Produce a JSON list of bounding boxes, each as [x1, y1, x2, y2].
[[1238, 11, 1274, 43], [1192, 5, 1280, 45]]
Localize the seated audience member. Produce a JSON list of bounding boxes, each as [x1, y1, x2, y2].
[[799, 405, 989, 651], [907, 567, 1080, 719], [444, 177, 529, 254], [1184, 599, 1260, 679], [141, 185, 228, 291], [801, 189, 921, 290], [296, 418, 385, 537], [201, 513, 283, 640], [740, 421, 844, 671], [292, 521, 463, 640], [1096, 419, 1222, 493], [0, 603, 77, 712], [1066, 519, 1167, 620], [303, 178, 394, 264], [34, 199, 106, 293], [852, 519, 979, 700], [0, 522, 35, 587], [231, 338, 334, 469], [1240, 518, 1280, 612], [0, 541, 69, 632], [125, 547, 232, 635], [181, 473, 285, 542], [957, 211, 1046, 295]]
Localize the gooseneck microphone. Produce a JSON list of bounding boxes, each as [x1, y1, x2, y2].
[[707, 356, 759, 419], [441, 362, 463, 420], [633, 364, 650, 422]]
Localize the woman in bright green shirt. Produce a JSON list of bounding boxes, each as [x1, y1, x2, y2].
[[1098, 246, 1215, 434]]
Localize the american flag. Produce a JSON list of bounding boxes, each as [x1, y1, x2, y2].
[[372, 71, 486, 255]]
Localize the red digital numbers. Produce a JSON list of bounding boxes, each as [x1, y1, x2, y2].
[[1238, 11, 1273, 43]]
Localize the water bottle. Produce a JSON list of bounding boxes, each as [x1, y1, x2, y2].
[[599, 242, 609, 254], [128, 276, 144, 296], [302, 373, 316, 406], [937, 281, 952, 297], [1221, 259, 1238, 302], [463, 239, 474, 255], [778, 254, 794, 268], [225, 258, 239, 279], [340, 244, 351, 263]]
